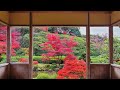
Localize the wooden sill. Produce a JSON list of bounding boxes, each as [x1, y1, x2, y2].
[[10, 62, 29, 65], [111, 64, 120, 68], [0, 63, 9, 67]]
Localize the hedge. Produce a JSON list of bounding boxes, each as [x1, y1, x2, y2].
[[4, 56, 66, 64]]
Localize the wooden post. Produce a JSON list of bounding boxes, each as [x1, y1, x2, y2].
[[109, 26, 113, 79], [86, 11, 90, 79], [7, 25, 11, 79], [29, 11, 33, 79], [109, 13, 113, 64], [109, 12, 113, 79], [109, 26, 113, 64]]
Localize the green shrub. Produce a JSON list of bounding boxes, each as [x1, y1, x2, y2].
[[36, 64, 46, 71], [16, 49, 26, 56], [35, 72, 50, 79], [33, 64, 63, 71], [10, 56, 65, 64], [115, 61, 120, 65], [33, 56, 63, 64], [0, 57, 3, 62], [0, 55, 7, 63], [44, 64, 50, 68], [59, 64, 64, 69], [49, 64, 57, 70], [11, 56, 28, 62], [49, 73, 57, 79], [11, 59, 19, 62], [90, 56, 108, 63], [33, 65, 39, 71], [33, 64, 50, 71], [49, 60, 63, 64], [52, 63, 56, 65], [0, 60, 6, 64], [33, 56, 42, 63], [35, 72, 57, 79], [54, 68, 60, 72]]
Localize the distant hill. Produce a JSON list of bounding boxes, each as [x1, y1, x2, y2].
[[33, 26, 82, 37]]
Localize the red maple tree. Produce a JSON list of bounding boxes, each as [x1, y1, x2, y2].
[[57, 54, 86, 79], [0, 26, 20, 56], [40, 33, 86, 79], [40, 33, 78, 63], [0, 26, 7, 54]]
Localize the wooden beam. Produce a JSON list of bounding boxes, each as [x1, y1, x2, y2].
[[111, 19, 120, 26], [29, 11, 33, 79], [86, 11, 90, 79], [9, 24, 111, 26], [0, 20, 9, 25]]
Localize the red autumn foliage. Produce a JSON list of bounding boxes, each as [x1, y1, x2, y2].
[[40, 33, 78, 61], [57, 54, 86, 79], [18, 58, 39, 65], [0, 26, 7, 54], [33, 61, 39, 65], [64, 53, 77, 61], [0, 26, 21, 56], [18, 58, 28, 62]]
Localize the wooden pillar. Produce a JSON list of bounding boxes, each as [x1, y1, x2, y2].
[[7, 25, 11, 63], [86, 11, 90, 79], [7, 25, 11, 79], [109, 22, 113, 79], [109, 12, 113, 79], [109, 14, 113, 64], [109, 26, 113, 64], [29, 11, 33, 79]]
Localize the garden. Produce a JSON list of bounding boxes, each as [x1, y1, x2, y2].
[[0, 26, 120, 79]]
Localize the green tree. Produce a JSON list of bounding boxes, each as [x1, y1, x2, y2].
[[48, 27, 81, 37]]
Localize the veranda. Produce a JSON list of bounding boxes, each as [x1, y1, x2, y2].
[[0, 11, 120, 79]]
